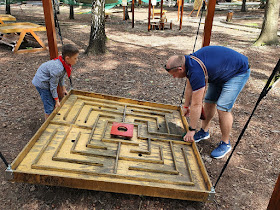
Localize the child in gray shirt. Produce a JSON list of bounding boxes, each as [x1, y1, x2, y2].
[[32, 44, 79, 120]]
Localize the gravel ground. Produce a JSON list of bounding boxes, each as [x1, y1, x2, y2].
[[0, 3, 280, 210]]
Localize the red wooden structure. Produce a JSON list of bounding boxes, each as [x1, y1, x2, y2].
[[267, 173, 280, 210]]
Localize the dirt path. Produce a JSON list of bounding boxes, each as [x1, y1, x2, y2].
[[0, 3, 279, 210]]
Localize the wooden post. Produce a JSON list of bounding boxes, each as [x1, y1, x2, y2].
[[226, 10, 233, 22], [160, 0, 163, 20], [132, 0, 135, 28], [42, 0, 58, 59], [148, 0, 151, 31], [202, 0, 216, 47], [123, 6, 126, 20], [179, 0, 184, 30], [177, 0, 181, 21], [267, 174, 280, 210], [160, 0, 163, 29]]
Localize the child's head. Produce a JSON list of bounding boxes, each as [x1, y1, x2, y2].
[[62, 44, 79, 66]]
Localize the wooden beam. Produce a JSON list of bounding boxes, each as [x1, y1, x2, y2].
[[160, 0, 163, 20], [42, 0, 58, 59], [148, 0, 151, 31], [179, 0, 184, 30], [132, 0, 135, 28], [202, 0, 216, 47], [267, 174, 280, 210], [123, 6, 125, 20]]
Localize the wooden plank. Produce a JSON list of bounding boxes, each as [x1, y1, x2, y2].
[[0, 14, 16, 24], [0, 22, 46, 33], [12, 30, 26, 52]]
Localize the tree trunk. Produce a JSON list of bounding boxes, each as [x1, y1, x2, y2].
[[254, 0, 280, 46], [241, 0, 246, 12], [125, 6, 129, 20], [69, 5, 74, 19], [85, 0, 106, 55], [6, 0, 11, 14]]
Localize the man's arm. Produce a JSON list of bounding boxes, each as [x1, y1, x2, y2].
[[183, 86, 205, 142], [183, 79, 193, 116]]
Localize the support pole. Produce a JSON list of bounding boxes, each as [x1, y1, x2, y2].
[[202, 0, 216, 47], [132, 0, 135, 28], [179, 0, 184, 30], [148, 0, 151, 31], [160, 0, 163, 29], [160, 0, 163, 20], [123, 6, 126, 20], [178, 0, 181, 21], [42, 0, 58, 59], [267, 174, 280, 210]]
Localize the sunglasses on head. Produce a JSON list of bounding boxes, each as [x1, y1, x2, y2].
[[164, 65, 181, 72]]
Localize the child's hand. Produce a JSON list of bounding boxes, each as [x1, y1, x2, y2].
[[55, 99, 61, 109]]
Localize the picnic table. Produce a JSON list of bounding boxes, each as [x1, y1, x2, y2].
[[0, 14, 16, 24], [0, 22, 46, 53]]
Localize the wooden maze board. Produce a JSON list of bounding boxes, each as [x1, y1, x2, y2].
[[8, 90, 213, 201]]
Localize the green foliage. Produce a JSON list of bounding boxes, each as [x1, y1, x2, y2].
[[245, 23, 259, 27]]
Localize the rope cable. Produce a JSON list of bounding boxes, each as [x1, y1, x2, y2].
[[213, 59, 280, 189], [179, 0, 206, 106], [0, 152, 9, 167], [192, 0, 205, 54]]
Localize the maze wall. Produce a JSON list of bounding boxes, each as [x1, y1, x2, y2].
[[10, 90, 212, 201]]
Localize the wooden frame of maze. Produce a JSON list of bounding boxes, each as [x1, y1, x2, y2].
[[6, 90, 214, 202]]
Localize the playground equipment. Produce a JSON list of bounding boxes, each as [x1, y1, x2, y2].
[[147, 0, 172, 31], [189, 0, 207, 17], [147, 0, 172, 30], [4, 90, 214, 202], [60, 0, 121, 19], [0, 0, 228, 202], [63, 0, 120, 7]]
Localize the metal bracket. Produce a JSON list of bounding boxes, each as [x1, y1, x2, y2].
[[5, 165, 14, 181], [207, 187, 216, 202]]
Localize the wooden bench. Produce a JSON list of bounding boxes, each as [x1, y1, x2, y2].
[[0, 22, 46, 53], [0, 14, 16, 24]]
